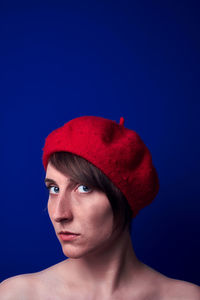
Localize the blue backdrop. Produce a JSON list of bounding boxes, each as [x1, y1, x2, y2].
[[1, 1, 199, 286]]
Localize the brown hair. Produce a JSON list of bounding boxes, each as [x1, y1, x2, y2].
[[48, 152, 133, 235]]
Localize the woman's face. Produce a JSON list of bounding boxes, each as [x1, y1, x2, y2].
[[45, 162, 115, 258]]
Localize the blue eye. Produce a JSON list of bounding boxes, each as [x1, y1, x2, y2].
[[77, 185, 91, 193], [47, 186, 59, 194]]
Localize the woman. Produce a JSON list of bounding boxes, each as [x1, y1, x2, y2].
[[0, 116, 199, 300]]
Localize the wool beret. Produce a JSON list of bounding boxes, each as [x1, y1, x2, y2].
[[42, 116, 159, 218]]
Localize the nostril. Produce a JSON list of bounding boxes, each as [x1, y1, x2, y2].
[[54, 216, 71, 223]]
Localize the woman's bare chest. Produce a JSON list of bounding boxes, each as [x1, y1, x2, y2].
[[34, 284, 160, 300]]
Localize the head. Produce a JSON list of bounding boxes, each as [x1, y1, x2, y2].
[[42, 116, 159, 258], [45, 151, 133, 258]]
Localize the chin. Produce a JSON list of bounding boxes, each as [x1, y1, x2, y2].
[[61, 243, 104, 259], [62, 249, 85, 259]]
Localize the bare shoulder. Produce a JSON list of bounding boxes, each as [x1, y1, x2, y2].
[[0, 260, 71, 300], [139, 263, 200, 300], [0, 274, 35, 300], [160, 277, 200, 300], [0, 266, 60, 300]]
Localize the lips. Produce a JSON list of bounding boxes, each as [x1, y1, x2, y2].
[[58, 231, 80, 242], [58, 231, 79, 235]]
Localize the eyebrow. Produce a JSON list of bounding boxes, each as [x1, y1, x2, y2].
[[44, 178, 58, 185], [44, 177, 78, 189]]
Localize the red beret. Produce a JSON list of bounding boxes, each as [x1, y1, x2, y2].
[[42, 116, 159, 218]]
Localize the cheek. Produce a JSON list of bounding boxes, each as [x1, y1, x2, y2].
[[47, 199, 54, 222], [84, 201, 114, 239]]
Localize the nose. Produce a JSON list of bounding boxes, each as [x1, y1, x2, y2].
[[52, 192, 73, 223]]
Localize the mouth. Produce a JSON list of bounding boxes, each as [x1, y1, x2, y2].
[[58, 231, 80, 235], [58, 231, 80, 242]]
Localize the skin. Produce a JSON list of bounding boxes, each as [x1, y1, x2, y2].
[[0, 162, 199, 300]]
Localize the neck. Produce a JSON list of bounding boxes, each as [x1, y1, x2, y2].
[[65, 230, 142, 297]]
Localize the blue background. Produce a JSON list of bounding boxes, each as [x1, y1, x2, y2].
[[0, 0, 199, 286]]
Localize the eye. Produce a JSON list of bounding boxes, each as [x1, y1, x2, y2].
[[77, 185, 92, 193], [47, 186, 59, 194]]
